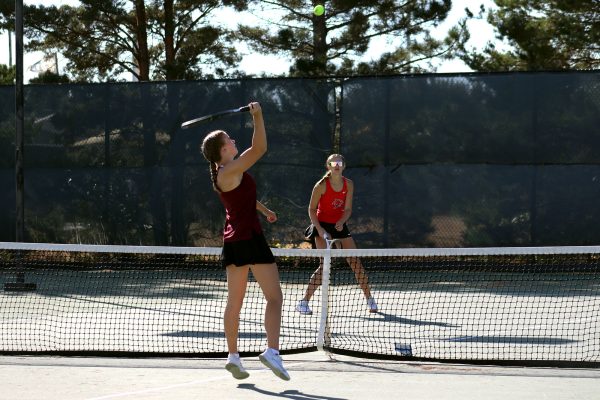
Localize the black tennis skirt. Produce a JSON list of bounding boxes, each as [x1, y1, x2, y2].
[[305, 221, 351, 240], [221, 232, 275, 267]]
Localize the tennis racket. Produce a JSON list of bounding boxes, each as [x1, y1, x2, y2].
[[324, 234, 341, 250], [181, 105, 251, 129]]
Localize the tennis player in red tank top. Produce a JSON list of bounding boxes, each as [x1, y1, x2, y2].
[[296, 154, 378, 315], [200, 102, 290, 381]]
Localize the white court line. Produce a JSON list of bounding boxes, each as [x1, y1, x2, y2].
[[83, 362, 304, 400]]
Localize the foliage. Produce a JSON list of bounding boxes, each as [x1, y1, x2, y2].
[[460, 0, 600, 71], [238, 0, 469, 76], [28, 70, 71, 84], [0, 0, 13, 31], [15, 1, 249, 82], [0, 64, 15, 84]]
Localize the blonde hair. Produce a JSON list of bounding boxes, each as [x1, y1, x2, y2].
[[317, 154, 345, 184], [200, 130, 226, 191]]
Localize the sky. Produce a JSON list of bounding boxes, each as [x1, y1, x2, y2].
[[0, 0, 499, 81]]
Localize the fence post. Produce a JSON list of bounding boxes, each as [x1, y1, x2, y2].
[[6, 0, 36, 292]]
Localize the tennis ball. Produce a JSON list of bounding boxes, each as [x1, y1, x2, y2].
[[313, 4, 325, 16]]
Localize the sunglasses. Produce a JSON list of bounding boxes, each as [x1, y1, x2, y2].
[[328, 161, 344, 167]]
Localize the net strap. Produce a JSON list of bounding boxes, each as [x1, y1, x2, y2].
[[317, 237, 340, 351]]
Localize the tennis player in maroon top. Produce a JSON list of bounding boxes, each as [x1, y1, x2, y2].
[[200, 102, 290, 381], [296, 154, 378, 315]]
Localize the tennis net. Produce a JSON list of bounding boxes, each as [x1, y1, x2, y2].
[[1, 242, 599, 367]]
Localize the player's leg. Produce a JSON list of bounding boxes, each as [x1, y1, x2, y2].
[[251, 263, 290, 380], [296, 235, 327, 314], [225, 264, 249, 352], [340, 237, 378, 312], [224, 264, 250, 379], [250, 262, 283, 350]]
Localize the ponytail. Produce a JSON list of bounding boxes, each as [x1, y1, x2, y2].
[[317, 170, 332, 185], [209, 162, 220, 192], [200, 130, 226, 192]]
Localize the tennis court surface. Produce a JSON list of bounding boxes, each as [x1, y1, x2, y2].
[[1, 353, 599, 400]]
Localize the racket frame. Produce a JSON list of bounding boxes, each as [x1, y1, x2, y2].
[[181, 105, 251, 129]]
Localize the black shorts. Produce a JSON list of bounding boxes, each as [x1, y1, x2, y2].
[[305, 221, 351, 241], [221, 232, 275, 267]]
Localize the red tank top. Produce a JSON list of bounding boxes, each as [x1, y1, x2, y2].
[[316, 177, 348, 223], [218, 172, 262, 242]]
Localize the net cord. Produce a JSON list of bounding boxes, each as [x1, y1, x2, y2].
[[3, 242, 600, 258]]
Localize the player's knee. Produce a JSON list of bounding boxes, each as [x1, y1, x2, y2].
[[225, 295, 245, 311], [265, 288, 283, 306]]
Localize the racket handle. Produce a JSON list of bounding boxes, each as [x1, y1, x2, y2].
[[239, 105, 251, 112]]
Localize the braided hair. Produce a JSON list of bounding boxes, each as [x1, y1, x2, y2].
[[200, 130, 226, 192]]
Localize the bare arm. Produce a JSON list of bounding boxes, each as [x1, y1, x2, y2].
[[335, 179, 354, 230], [234, 103, 266, 171], [308, 181, 327, 237], [218, 102, 266, 189]]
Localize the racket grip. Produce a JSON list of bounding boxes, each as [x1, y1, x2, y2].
[[239, 105, 251, 112]]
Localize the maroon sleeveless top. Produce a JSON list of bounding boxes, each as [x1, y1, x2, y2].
[[218, 172, 262, 242]]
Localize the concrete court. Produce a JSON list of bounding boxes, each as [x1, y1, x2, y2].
[[1, 352, 599, 400]]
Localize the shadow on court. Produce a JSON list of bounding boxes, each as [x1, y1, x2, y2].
[[238, 383, 347, 400], [369, 311, 460, 327]]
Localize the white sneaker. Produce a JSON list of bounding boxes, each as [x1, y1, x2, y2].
[[259, 349, 290, 381], [225, 354, 249, 380], [296, 300, 312, 315], [367, 297, 378, 313]]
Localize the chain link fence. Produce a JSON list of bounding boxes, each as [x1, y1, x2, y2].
[[1, 71, 599, 247]]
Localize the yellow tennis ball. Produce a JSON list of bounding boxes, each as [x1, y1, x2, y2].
[[313, 4, 324, 16]]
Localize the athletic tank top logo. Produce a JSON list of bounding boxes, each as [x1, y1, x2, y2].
[[331, 198, 344, 210]]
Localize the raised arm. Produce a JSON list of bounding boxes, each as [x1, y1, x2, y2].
[[235, 102, 266, 170], [219, 102, 266, 181]]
